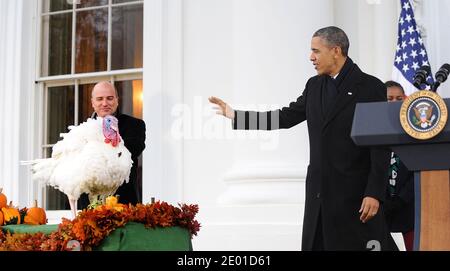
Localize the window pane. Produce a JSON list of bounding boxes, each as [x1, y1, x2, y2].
[[111, 4, 143, 70], [41, 14, 73, 76], [75, 8, 108, 73], [79, 83, 96, 122], [44, 0, 73, 12], [47, 86, 74, 145], [77, 0, 108, 8], [115, 80, 143, 119]]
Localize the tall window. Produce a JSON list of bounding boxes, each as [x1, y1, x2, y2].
[[38, 0, 144, 210]]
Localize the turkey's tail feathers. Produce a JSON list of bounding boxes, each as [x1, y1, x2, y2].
[[21, 158, 57, 184], [20, 159, 45, 166]]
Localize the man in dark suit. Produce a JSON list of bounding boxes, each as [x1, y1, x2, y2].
[[209, 26, 395, 250], [78, 81, 146, 208], [384, 80, 415, 251]]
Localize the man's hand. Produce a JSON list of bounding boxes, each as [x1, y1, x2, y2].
[[209, 96, 235, 119], [359, 196, 380, 223]]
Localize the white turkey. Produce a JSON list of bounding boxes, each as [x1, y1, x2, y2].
[[22, 115, 133, 218]]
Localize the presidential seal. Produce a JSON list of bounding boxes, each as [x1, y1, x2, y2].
[[400, 90, 448, 140]]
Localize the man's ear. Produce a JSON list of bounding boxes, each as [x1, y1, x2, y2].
[[334, 46, 342, 57]]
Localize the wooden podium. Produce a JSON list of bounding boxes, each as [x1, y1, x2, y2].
[[351, 100, 450, 250]]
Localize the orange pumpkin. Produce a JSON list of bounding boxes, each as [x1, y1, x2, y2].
[[2, 201, 21, 225], [0, 211, 4, 226], [105, 195, 118, 206], [24, 200, 47, 225], [104, 195, 125, 211], [0, 188, 7, 209]]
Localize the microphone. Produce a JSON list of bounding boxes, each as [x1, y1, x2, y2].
[[413, 65, 432, 89], [431, 63, 450, 92]]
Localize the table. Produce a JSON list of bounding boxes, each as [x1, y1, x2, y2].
[[1, 222, 193, 251]]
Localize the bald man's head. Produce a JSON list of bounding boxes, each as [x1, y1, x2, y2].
[[91, 81, 119, 117]]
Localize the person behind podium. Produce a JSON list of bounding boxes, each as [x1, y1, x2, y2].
[[384, 80, 415, 251], [209, 26, 395, 250]]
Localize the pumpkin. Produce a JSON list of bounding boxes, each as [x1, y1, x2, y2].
[[0, 211, 4, 226], [24, 200, 47, 225], [2, 201, 21, 225], [104, 195, 125, 211], [105, 195, 118, 206], [0, 188, 7, 209]]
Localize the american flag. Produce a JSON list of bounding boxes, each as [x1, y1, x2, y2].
[[392, 0, 433, 95]]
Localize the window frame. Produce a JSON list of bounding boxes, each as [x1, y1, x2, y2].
[[36, 0, 144, 213], [39, 0, 144, 77]]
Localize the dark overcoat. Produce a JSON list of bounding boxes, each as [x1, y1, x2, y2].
[[115, 113, 146, 204], [234, 58, 395, 250]]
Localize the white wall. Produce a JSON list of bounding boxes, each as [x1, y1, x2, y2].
[[182, 0, 234, 206]]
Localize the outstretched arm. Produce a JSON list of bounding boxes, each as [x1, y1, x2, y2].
[[209, 90, 307, 131]]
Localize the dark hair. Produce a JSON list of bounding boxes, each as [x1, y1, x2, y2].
[[385, 80, 405, 94], [313, 26, 350, 57]]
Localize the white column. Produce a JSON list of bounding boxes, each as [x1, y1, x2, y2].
[[0, 0, 36, 206], [372, 0, 398, 81], [0, 0, 23, 204], [143, 0, 185, 205], [143, 0, 164, 203], [219, 0, 305, 205], [220, 0, 332, 205], [334, 0, 398, 82]]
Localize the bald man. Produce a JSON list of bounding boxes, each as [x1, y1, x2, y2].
[[91, 81, 120, 118], [78, 81, 146, 208]]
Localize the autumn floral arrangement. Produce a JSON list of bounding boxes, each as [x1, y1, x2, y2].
[[0, 196, 200, 251]]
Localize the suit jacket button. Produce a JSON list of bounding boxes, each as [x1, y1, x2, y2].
[[316, 193, 321, 198]]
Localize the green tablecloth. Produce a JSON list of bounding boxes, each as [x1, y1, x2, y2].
[[1, 222, 193, 251]]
